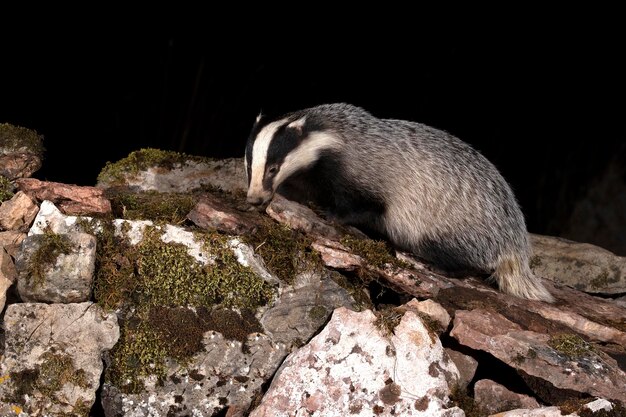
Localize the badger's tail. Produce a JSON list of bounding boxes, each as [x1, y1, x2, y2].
[[491, 254, 554, 302]]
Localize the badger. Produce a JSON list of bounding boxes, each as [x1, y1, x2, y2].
[[245, 103, 554, 302]]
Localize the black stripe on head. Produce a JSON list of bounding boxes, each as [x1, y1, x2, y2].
[[261, 121, 306, 191]]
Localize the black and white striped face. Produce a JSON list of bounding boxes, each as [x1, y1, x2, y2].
[[244, 112, 339, 207]]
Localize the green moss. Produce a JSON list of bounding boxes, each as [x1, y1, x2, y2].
[[97, 148, 211, 186], [107, 190, 196, 224], [108, 322, 168, 393], [243, 219, 321, 284], [3, 352, 88, 412], [0, 175, 14, 202], [309, 305, 329, 322], [340, 235, 401, 269], [449, 386, 485, 417], [37, 352, 89, 397], [529, 255, 542, 268], [590, 270, 614, 289], [374, 307, 404, 336], [548, 333, 596, 359], [28, 229, 74, 287], [90, 219, 276, 392], [0, 123, 45, 156]]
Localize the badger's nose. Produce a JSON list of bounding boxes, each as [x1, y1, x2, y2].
[[246, 196, 266, 206]]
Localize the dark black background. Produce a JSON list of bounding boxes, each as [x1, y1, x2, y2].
[[1, 18, 624, 246]]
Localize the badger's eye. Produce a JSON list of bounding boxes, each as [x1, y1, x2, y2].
[[268, 166, 278, 175]]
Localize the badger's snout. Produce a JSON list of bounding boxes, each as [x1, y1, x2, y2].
[[246, 195, 266, 206], [246, 192, 272, 210]]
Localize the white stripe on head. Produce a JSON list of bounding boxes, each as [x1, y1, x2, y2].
[[248, 118, 289, 197], [273, 131, 341, 187]]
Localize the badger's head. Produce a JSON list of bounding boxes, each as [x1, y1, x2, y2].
[[244, 112, 339, 208]]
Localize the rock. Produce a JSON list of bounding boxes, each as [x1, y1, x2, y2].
[[187, 194, 257, 234], [251, 307, 464, 417], [530, 234, 626, 294], [0, 247, 17, 312], [614, 295, 626, 308], [444, 349, 478, 390], [266, 194, 343, 240], [16, 178, 111, 215], [489, 406, 574, 416], [0, 191, 39, 231], [584, 398, 613, 412], [29, 200, 97, 236], [0, 123, 44, 180], [0, 302, 119, 415], [449, 308, 626, 402], [261, 269, 356, 345], [101, 321, 289, 417], [0, 230, 26, 258], [15, 232, 96, 303], [474, 379, 540, 415], [96, 148, 247, 193], [404, 298, 451, 331]]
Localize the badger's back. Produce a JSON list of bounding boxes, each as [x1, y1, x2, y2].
[[301, 106, 525, 270]]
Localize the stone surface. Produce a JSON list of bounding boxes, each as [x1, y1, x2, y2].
[[404, 298, 451, 331], [0, 247, 17, 312], [530, 233, 626, 294], [489, 406, 574, 417], [261, 270, 356, 345], [29, 200, 93, 236], [0, 230, 26, 258], [450, 308, 626, 402], [584, 398, 613, 412], [251, 307, 464, 417], [15, 232, 96, 303], [0, 191, 39, 231], [0, 153, 42, 180], [0, 302, 119, 415], [187, 195, 256, 234], [16, 178, 111, 215], [101, 327, 289, 417], [474, 379, 540, 415], [98, 157, 247, 194], [444, 349, 478, 390], [266, 194, 343, 240]]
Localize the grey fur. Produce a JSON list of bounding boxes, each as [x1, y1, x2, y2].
[[246, 103, 554, 302]]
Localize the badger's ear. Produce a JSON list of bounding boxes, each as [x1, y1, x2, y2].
[[287, 116, 307, 135], [254, 111, 263, 125]]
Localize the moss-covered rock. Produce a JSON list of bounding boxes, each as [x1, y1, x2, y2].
[[97, 148, 209, 187], [0, 175, 14, 202], [0, 123, 44, 156]]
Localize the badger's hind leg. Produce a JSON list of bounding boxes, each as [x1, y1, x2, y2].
[[492, 254, 554, 302]]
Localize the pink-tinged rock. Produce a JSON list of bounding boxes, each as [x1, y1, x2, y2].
[[187, 196, 255, 234], [0, 191, 39, 231], [444, 349, 478, 390], [251, 307, 464, 417], [474, 379, 540, 415], [450, 309, 626, 402], [16, 178, 111, 215], [0, 230, 26, 258], [266, 194, 343, 240], [0, 153, 42, 179], [0, 247, 17, 312]]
